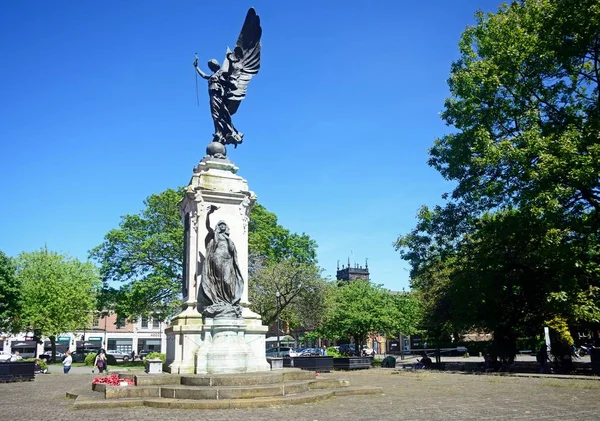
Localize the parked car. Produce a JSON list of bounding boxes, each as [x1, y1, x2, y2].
[[39, 351, 64, 362], [296, 347, 323, 356], [265, 347, 297, 358], [106, 350, 130, 361], [338, 344, 356, 355], [138, 349, 153, 360], [71, 351, 88, 363]]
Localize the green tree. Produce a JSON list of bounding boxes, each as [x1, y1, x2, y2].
[[0, 250, 21, 333], [16, 248, 100, 357], [432, 0, 600, 221], [249, 204, 318, 265], [433, 0, 600, 320], [248, 259, 327, 329], [456, 211, 576, 361], [318, 280, 418, 351], [247, 205, 321, 335], [90, 188, 184, 320], [398, 0, 600, 356], [388, 292, 422, 339]]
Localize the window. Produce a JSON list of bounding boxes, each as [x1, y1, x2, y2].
[[152, 318, 160, 329], [115, 317, 125, 329], [141, 317, 148, 328], [92, 316, 99, 327]]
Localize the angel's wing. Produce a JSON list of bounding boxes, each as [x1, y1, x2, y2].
[[223, 8, 262, 116]]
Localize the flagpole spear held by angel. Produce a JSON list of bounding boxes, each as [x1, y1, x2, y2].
[[193, 8, 262, 159]]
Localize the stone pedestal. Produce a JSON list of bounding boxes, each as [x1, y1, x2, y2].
[[267, 357, 283, 370], [196, 318, 267, 374], [166, 156, 269, 374], [145, 359, 163, 374]]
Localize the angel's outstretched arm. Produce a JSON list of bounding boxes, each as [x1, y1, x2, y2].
[[195, 66, 211, 80], [193, 58, 211, 80]]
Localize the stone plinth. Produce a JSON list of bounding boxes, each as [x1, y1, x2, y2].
[[145, 359, 163, 374], [196, 318, 265, 374], [267, 357, 283, 370], [166, 156, 269, 374]]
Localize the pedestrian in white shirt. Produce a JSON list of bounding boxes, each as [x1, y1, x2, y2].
[[62, 350, 72, 374]]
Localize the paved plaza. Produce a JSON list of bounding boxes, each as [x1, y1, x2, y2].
[[2, 368, 599, 421]]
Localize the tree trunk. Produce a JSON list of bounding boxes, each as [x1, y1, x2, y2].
[[50, 336, 56, 362]]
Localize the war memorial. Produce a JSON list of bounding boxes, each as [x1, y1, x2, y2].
[[58, 8, 380, 409]]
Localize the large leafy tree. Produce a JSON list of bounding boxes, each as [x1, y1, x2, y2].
[[16, 248, 100, 356], [248, 259, 327, 329], [90, 188, 184, 320], [318, 280, 420, 351], [388, 291, 422, 339], [397, 0, 600, 357], [0, 250, 21, 334], [432, 0, 600, 220]]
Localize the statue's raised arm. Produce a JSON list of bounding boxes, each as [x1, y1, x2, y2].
[[194, 8, 262, 153]]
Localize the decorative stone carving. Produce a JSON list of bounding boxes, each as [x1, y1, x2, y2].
[[239, 195, 252, 234]]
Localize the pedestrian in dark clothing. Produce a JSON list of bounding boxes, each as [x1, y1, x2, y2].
[[536, 344, 549, 373]]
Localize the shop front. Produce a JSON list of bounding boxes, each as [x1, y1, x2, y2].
[[107, 338, 133, 353], [138, 338, 162, 354], [76, 337, 103, 353]]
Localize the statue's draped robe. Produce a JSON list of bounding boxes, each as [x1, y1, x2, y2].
[[199, 230, 244, 309], [208, 71, 239, 143]]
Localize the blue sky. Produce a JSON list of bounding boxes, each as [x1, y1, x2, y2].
[[0, 0, 501, 291]]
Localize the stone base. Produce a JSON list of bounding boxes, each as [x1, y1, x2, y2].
[[165, 308, 205, 374], [197, 318, 269, 374], [71, 369, 384, 410], [166, 312, 270, 375]]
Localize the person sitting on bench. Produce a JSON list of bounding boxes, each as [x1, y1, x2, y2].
[[419, 353, 432, 369]]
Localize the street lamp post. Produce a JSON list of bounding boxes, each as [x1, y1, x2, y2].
[[275, 291, 281, 353]]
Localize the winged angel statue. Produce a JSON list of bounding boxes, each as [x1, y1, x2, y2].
[[194, 8, 262, 151]]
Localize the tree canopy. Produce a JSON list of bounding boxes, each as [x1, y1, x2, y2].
[[248, 258, 327, 329], [318, 279, 421, 350], [397, 0, 600, 358], [16, 248, 100, 343], [0, 250, 21, 334], [90, 188, 184, 320], [248, 203, 318, 265]]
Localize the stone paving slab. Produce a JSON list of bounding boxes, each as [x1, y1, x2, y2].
[[2, 369, 599, 420]]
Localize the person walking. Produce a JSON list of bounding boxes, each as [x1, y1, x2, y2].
[[537, 344, 550, 373], [95, 350, 108, 374], [62, 350, 72, 374]]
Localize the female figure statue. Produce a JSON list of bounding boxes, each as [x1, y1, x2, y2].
[[199, 205, 244, 318]]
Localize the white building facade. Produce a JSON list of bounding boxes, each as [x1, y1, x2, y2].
[[0, 314, 167, 358]]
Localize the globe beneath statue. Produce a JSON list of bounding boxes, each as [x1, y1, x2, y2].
[[206, 141, 227, 158]]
